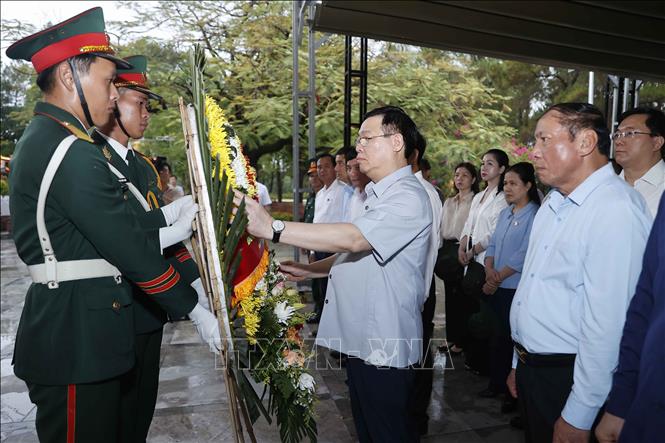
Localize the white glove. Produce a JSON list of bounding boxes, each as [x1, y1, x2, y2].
[[160, 195, 195, 226], [189, 303, 221, 353], [158, 201, 198, 250], [191, 278, 210, 310]]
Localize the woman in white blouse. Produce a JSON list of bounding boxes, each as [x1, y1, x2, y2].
[[438, 162, 479, 354], [454, 149, 509, 360], [459, 149, 509, 266]]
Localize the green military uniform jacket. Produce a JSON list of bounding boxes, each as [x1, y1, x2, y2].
[[303, 192, 316, 223], [98, 136, 201, 334], [9, 102, 197, 385]]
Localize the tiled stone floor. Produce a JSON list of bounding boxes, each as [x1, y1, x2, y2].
[[1, 234, 522, 442]]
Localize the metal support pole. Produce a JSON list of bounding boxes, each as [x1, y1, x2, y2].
[[291, 1, 301, 260], [587, 71, 594, 104], [622, 78, 630, 113], [307, 3, 316, 160], [343, 36, 352, 149], [633, 80, 643, 107], [608, 75, 620, 159], [359, 38, 368, 123]]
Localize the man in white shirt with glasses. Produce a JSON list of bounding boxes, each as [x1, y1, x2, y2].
[[613, 107, 665, 219]]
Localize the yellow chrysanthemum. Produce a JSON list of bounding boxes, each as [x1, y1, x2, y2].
[[238, 295, 262, 344], [205, 96, 236, 185]]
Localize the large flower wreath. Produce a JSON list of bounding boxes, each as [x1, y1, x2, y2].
[[204, 94, 317, 442]]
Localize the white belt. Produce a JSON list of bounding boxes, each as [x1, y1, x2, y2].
[[33, 135, 121, 289], [28, 259, 122, 286]]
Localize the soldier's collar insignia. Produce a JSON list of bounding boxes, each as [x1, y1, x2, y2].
[[102, 146, 112, 161]]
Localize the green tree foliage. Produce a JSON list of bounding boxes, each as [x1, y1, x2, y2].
[[471, 58, 665, 144], [109, 1, 517, 196], [5, 1, 662, 197]]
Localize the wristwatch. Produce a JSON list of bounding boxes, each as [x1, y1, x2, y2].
[[271, 219, 285, 243]]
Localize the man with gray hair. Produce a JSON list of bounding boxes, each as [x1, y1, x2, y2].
[[508, 103, 651, 443]]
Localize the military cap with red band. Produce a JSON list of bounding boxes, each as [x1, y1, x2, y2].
[[115, 55, 163, 101], [5, 7, 131, 72]]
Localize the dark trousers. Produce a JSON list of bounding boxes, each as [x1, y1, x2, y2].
[[312, 251, 332, 319], [120, 328, 164, 443], [516, 359, 602, 443], [27, 376, 123, 443], [412, 276, 436, 432], [443, 272, 464, 346], [346, 358, 418, 443], [487, 287, 515, 393]]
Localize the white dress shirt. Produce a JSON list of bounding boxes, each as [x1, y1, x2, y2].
[[345, 187, 367, 223], [256, 182, 272, 206], [415, 170, 444, 299], [316, 166, 432, 368], [313, 178, 351, 224], [510, 163, 651, 430], [441, 192, 474, 241], [619, 159, 665, 219], [460, 186, 507, 264]]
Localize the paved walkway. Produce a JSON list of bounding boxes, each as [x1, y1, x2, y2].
[[1, 234, 522, 442]]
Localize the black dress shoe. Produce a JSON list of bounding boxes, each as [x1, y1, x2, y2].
[[464, 362, 482, 376], [439, 344, 464, 354], [478, 387, 499, 398], [501, 397, 518, 413], [509, 416, 524, 429]]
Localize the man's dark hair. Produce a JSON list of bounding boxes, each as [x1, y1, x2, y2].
[[507, 162, 541, 205], [363, 105, 421, 160], [454, 161, 480, 194], [36, 54, 98, 93], [414, 131, 427, 164], [335, 146, 352, 159], [152, 156, 171, 174], [316, 153, 335, 166], [545, 102, 611, 157], [345, 149, 358, 162], [483, 148, 510, 194], [419, 158, 431, 171], [618, 107, 665, 158]]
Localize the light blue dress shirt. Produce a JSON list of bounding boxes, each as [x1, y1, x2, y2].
[[485, 201, 539, 289], [510, 163, 651, 430], [315, 166, 432, 368]]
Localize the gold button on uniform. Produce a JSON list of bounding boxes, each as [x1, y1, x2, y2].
[[112, 300, 121, 310]]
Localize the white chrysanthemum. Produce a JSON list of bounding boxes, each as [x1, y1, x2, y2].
[[297, 373, 315, 392], [273, 301, 295, 324], [231, 155, 250, 189], [255, 278, 267, 293]]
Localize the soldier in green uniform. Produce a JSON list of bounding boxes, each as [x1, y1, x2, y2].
[[303, 158, 323, 224], [96, 55, 212, 442], [6, 8, 219, 442]]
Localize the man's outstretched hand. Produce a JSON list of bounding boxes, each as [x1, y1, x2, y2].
[[233, 190, 272, 239], [279, 260, 311, 282]]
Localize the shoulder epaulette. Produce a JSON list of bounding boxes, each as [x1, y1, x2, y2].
[[35, 111, 94, 143], [136, 151, 162, 189]]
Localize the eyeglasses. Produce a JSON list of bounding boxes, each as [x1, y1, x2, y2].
[[355, 133, 397, 147], [611, 130, 655, 141]]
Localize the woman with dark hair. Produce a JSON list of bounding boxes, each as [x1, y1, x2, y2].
[[481, 162, 540, 408], [437, 162, 478, 354], [457, 148, 509, 370]]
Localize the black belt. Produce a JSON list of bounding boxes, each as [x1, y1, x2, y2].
[[514, 342, 576, 368]]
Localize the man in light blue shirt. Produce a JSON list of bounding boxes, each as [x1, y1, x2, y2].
[[237, 106, 431, 443], [508, 103, 651, 443]]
